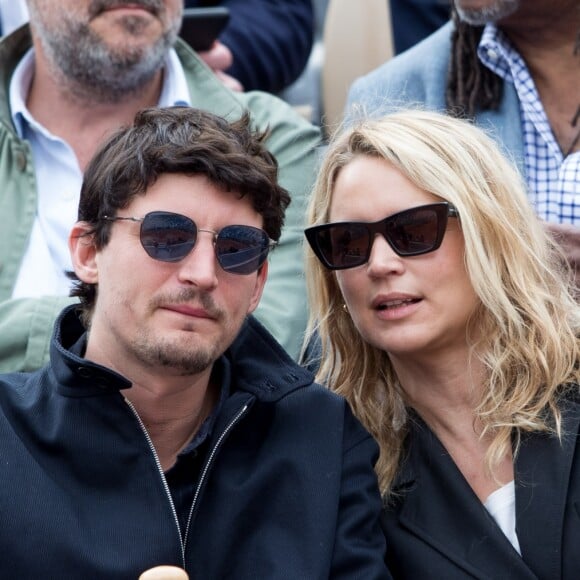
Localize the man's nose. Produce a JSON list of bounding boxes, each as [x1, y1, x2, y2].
[[176, 232, 219, 289]]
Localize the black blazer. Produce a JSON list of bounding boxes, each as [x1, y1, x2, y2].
[[382, 395, 580, 579]]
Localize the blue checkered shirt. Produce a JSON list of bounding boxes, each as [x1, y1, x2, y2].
[[478, 25, 580, 224]]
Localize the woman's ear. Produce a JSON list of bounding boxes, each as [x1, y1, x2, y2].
[[69, 222, 99, 284]]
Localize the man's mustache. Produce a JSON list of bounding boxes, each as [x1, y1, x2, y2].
[[151, 289, 225, 321]]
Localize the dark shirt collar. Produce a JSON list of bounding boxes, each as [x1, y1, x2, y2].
[[178, 356, 231, 458], [52, 304, 314, 401]]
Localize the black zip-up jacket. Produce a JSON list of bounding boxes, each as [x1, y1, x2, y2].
[[0, 306, 389, 579]]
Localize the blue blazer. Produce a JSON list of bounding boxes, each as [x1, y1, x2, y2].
[[185, 0, 314, 93], [346, 21, 525, 176], [382, 398, 580, 579], [389, 0, 450, 54]]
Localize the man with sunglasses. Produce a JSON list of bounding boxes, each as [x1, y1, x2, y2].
[[0, 106, 388, 579], [0, 0, 320, 373]]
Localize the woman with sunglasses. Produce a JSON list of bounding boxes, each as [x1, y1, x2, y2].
[[304, 110, 580, 578]]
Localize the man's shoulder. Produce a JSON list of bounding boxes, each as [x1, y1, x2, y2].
[[227, 315, 317, 397], [238, 89, 321, 144], [0, 366, 49, 420], [356, 20, 453, 89], [228, 318, 373, 444], [0, 369, 35, 389], [175, 39, 320, 143], [346, 20, 454, 120], [228, 316, 347, 406], [0, 25, 32, 127]]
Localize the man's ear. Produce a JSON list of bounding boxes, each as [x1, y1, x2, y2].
[[69, 222, 99, 284], [247, 259, 268, 315]]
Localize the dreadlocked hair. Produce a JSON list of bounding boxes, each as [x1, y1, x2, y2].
[[446, 8, 503, 118]]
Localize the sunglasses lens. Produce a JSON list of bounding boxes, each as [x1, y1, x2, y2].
[[386, 205, 444, 256], [215, 226, 270, 274], [314, 224, 370, 269], [140, 212, 196, 262]]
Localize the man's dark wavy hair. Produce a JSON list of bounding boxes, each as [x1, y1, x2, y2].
[[69, 106, 290, 319]]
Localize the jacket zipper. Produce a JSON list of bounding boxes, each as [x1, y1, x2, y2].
[[125, 398, 186, 568], [182, 403, 250, 550]]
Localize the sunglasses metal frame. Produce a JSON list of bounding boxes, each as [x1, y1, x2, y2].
[[102, 210, 276, 275], [305, 202, 458, 271]]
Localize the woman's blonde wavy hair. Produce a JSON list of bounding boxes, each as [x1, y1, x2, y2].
[[303, 110, 580, 499]]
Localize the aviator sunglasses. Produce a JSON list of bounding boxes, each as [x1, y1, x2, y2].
[[305, 202, 459, 270], [102, 211, 276, 275]]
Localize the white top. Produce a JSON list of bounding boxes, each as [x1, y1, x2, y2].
[[9, 48, 191, 299], [484, 480, 521, 555]]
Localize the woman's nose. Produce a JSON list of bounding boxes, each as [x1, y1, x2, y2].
[[366, 234, 406, 277]]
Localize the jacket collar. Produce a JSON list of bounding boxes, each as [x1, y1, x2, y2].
[[50, 305, 314, 402], [514, 393, 580, 579], [222, 313, 314, 401], [0, 24, 31, 137], [389, 408, 580, 580], [50, 306, 132, 397]]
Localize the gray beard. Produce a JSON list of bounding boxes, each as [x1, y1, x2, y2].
[[33, 14, 179, 104], [455, 0, 520, 26]]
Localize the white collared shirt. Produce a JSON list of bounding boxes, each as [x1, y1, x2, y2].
[[10, 48, 191, 299]]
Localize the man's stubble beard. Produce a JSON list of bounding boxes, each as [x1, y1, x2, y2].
[[132, 334, 220, 376], [455, 0, 520, 26], [129, 290, 233, 377], [33, 13, 180, 105]]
